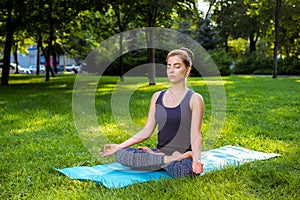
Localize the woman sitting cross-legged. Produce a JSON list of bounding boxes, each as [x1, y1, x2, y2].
[[101, 48, 204, 178]]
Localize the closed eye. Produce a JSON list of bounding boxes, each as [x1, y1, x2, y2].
[[174, 64, 182, 68]]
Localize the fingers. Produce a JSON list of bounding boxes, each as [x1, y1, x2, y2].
[[103, 144, 113, 151], [100, 152, 107, 157], [100, 149, 114, 157], [193, 161, 204, 174], [100, 144, 116, 157]]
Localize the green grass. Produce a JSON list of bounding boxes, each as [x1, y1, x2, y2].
[[1, 74, 299, 199]]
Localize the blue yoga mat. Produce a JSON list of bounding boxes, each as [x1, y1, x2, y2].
[[55, 145, 281, 189]]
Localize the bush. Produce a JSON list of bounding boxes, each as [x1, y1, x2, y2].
[[104, 49, 169, 77], [252, 57, 273, 75], [208, 48, 232, 76], [233, 54, 273, 75], [233, 54, 300, 75], [104, 50, 147, 76], [232, 54, 256, 74], [278, 58, 300, 75]]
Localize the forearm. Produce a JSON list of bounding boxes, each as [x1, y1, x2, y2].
[[118, 134, 146, 149], [118, 126, 153, 149], [191, 133, 202, 162], [190, 93, 204, 163]]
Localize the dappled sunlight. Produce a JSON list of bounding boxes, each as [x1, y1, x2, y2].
[[7, 74, 46, 85], [218, 115, 293, 155], [239, 75, 255, 79], [188, 79, 233, 86], [101, 122, 132, 140], [1, 75, 299, 198], [8, 112, 71, 135], [96, 84, 116, 96], [113, 82, 149, 90], [48, 84, 68, 89]]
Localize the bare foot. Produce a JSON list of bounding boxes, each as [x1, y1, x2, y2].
[[175, 151, 192, 161], [138, 146, 165, 155], [164, 151, 193, 164], [138, 146, 154, 153]]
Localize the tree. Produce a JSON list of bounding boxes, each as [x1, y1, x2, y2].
[[62, 9, 111, 65], [0, 0, 28, 85], [110, 0, 137, 81], [132, 0, 197, 84], [212, 0, 271, 55], [24, 0, 101, 81], [203, 0, 217, 19], [42, 0, 91, 81], [273, 0, 282, 78], [11, 31, 34, 74], [194, 18, 220, 50], [279, 0, 300, 58]]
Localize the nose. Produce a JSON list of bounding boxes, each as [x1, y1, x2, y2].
[[169, 66, 174, 73]]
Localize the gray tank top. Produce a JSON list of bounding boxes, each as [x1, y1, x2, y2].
[[155, 89, 193, 155]]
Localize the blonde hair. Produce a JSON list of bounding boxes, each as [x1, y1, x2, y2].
[[166, 47, 194, 68]]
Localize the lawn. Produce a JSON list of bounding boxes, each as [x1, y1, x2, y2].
[[0, 74, 299, 199]]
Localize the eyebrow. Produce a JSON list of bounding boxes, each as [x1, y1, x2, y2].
[[167, 62, 182, 66]]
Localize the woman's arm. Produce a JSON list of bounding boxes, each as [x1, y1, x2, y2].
[[101, 91, 160, 156], [190, 93, 204, 174]]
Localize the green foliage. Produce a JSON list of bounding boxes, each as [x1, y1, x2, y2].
[[1, 75, 299, 199], [212, 0, 300, 58], [194, 19, 221, 50], [233, 55, 271, 75], [233, 54, 300, 75], [105, 50, 147, 76], [208, 48, 232, 76], [278, 58, 300, 75], [104, 49, 169, 77], [1, 0, 299, 82]]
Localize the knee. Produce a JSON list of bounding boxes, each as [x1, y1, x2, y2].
[[163, 158, 194, 178], [115, 148, 136, 167]]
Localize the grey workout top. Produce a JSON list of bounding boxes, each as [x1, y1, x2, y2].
[[155, 89, 193, 155]]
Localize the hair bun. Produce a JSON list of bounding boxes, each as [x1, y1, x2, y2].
[[180, 47, 194, 61]]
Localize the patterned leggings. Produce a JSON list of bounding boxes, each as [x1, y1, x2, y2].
[[116, 148, 194, 178]]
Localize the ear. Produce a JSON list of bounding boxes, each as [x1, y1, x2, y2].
[[185, 66, 191, 77]]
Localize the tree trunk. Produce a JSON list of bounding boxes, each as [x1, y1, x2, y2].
[[224, 34, 229, 53], [113, 3, 125, 81], [147, 28, 156, 85], [119, 32, 124, 81], [36, 41, 41, 75], [45, 0, 55, 81], [249, 33, 256, 54], [147, 5, 156, 85], [273, 0, 282, 79], [1, 0, 14, 85], [13, 43, 19, 74], [45, 45, 51, 81], [41, 42, 55, 80], [53, 49, 58, 74], [205, 0, 217, 20]]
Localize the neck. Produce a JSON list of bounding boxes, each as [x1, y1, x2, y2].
[[170, 81, 188, 93]]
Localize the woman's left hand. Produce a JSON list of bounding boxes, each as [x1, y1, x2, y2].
[[192, 161, 204, 174]]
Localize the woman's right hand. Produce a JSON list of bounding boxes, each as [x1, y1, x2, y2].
[[100, 144, 121, 157]]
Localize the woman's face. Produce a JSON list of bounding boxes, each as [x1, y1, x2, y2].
[[167, 55, 190, 83]]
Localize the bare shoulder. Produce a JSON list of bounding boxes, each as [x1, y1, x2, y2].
[[153, 91, 162, 98], [191, 92, 204, 102], [150, 91, 162, 104], [190, 92, 204, 109]]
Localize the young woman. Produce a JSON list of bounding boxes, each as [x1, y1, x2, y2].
[[101, 48, 204, 178]]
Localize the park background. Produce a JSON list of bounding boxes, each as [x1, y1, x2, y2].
[[0, 0, 299, 199]]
